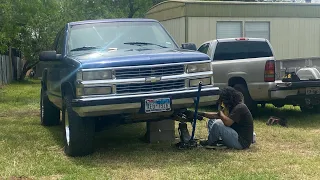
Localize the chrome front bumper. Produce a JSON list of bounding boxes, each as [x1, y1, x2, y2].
[[71, 87, 220, 117]]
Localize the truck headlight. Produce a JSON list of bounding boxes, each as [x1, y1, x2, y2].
[[189, 77, 212, 87], [78, 70, 112, 81], [187, 63, 211, 73]]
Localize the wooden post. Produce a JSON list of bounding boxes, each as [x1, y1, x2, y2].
[[8, 46, 13, 83], [0, 55, 3, 86]]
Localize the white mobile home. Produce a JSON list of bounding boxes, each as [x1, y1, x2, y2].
[[146, 0, 320, 60]]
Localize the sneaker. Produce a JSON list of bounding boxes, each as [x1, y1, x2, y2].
[[205, 141, 227, 150], [199, 140, 209, 146], [200, 140, 224, 146]]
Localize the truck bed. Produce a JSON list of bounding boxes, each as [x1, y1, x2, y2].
[[276, 57, 320, 80]]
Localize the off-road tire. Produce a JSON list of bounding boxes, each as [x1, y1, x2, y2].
[[40, 88, 60, 126], [300, 105, 320, 113], [62, 92, 95, 157], [233, 84, 258, 114]]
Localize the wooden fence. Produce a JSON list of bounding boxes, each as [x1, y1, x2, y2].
[[0, 55, 12, 86], [0, 48, 23, 86]]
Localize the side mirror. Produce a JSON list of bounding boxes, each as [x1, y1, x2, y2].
[[39, 51, 61, 61], [181, 43, 197, 51]]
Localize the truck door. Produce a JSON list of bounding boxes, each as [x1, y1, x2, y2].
[[47, 28, 65, 108]]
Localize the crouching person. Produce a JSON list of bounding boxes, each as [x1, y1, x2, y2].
[[198, 86, 254, 150]]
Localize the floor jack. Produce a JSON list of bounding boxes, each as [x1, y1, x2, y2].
[[174, 82, 202, 149]]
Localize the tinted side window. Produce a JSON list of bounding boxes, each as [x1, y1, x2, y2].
[[52, 32, 60, 50], [55, 29, 65, 54], [213, 41, 273, 61], [198, 43, 209, 54]]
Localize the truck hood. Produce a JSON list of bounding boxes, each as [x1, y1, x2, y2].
[[70, 48, 210, 69]]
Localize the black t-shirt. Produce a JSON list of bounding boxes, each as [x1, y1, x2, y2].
[[229, 103, 254, 149]]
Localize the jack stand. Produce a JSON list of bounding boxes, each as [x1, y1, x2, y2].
[[174, 82, 202, 150]]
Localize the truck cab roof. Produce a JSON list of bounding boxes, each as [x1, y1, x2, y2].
[[202, 37, 268, 45], [69, 18, 158, 26]]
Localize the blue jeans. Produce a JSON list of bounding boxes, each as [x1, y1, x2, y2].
[[207, 119, 243, 150]]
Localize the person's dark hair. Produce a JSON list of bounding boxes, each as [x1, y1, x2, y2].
[[218, 86, 244, 110]]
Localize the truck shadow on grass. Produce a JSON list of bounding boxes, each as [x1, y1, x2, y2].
[[78, 123, 234, 168], [254, 105, 320, 129], [44, 105, 319, 167], [45, 120, 233, 167]]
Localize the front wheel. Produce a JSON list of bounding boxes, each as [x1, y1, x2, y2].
[[40, 88, 60, 126], [62, 92, 95, 157]]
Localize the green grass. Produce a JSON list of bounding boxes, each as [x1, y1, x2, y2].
[[1, 80, 320, 179]]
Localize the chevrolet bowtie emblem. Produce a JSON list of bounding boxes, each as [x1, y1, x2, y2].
[[145, 77, 161, 83]]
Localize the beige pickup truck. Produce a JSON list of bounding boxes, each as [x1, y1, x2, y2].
[[197, 38, 320, 113]]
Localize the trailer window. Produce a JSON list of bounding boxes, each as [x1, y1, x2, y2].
[[213, 41, 273, 60]]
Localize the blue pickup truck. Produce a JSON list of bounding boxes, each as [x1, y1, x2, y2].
[[39, 18, 220, 156]]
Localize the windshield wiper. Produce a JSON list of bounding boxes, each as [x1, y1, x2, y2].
[[70, 46, 99, 52], [124, 42, 168, 48]]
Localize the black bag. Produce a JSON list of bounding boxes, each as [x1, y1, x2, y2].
[[282, 71, 300, 82]]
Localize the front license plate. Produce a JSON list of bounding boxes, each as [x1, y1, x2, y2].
[[306, 87, 320, 95], [145, 98, 171, 113]]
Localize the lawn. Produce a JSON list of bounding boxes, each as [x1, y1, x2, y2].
[[0, 80, 320, 180]]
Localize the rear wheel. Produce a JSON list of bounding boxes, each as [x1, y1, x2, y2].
[[233, 84, 258, 114], [62, 92, 95, 157], [40, 88, 60, 126], [300, 105, 320, 113]]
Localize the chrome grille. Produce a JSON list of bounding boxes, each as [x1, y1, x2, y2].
[[116, 80, 185, 94], [115, 65, 184, 79]]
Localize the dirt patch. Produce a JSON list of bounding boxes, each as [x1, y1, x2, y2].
[[310, 129, 320, 133], [1, 175, 62, 180], [6, 177, 33, 180], [37, 175, 62, 180], [0, 109, 39, 118]]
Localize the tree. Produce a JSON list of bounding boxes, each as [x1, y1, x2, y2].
[[13, 0, 63, 80], [0, 0, 22, 53], [0, 0, 166, 80]]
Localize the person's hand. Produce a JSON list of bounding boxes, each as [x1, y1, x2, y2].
[[217, 110, 225, 118]]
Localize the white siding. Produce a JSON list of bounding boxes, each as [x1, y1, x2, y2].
[[159, 17, 185, 46], [187, 17, 216, 46], [187, 17, 320, 60]]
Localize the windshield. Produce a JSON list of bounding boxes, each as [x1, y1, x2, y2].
[[67, 21, 177, 53]]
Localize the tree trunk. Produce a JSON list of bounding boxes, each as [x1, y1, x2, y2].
[[127, 0, 139, 18]]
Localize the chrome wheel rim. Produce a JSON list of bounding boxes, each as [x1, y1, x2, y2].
[[65, 110, 70, 146]]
